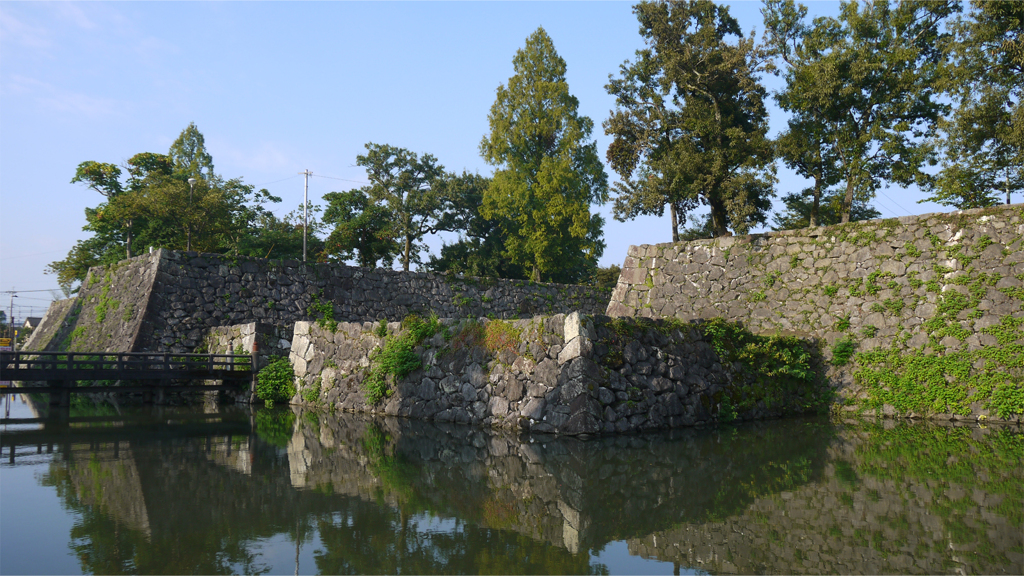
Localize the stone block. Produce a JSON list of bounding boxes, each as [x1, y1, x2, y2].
[[521, 397, 545, 420], [558, 336, 593, 365]]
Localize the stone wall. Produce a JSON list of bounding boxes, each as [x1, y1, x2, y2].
[[26, 249, 611, 354], [24, 251, 162, 353], [20, 297, 79, 352], [287, 312, 827, 435], [608, 204, 1024, 421]]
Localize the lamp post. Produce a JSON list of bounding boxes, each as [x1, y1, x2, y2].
[[187, 178, 197, 251]]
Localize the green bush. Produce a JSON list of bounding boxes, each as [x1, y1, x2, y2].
[[256, 356, 296, 406], [831, 337, 858, 366]]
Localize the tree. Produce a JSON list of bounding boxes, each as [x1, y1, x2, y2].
[[604, 43, 697, 241], [771, 188, 881, 231], [606, 1, 775, 239], [480, 27, 608, 282], [49, 124, 284, 292], [168, 122, 216, 180], [322, 189, 399, 268], [926, 1, 1023, 208], [356, 143, 450, 272], [427, 172, 530, 281], [763, 0, 957, 223]]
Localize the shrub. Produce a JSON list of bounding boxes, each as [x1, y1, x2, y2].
[[831, 337, 858, 367], [256, 356, 296, 406]]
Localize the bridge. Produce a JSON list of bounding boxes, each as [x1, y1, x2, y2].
[[0, 351, 254, 406]]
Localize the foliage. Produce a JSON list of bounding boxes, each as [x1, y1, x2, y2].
[[49, 124, 289, 292], [606, 0, 775, 238], [697, 317, 827, 415], [427, 173, 532, 281], [356, 143, 453, 271], [590, 265, 622, 289], [763, 0, 955, 223], [480, 27, 608, 282], [322, 188, 400, 268], [256, 356, 296, 406], [831, 337, 858, 366], [364, 313, 447, 404], [772, 188, 881, 231], [483, 320, 521, 355], [307, 291, 337, 332], [302, 378, 321, 404], [926, 1, 1023, 208]]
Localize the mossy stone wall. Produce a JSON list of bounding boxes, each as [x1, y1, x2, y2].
[[608, 204, 1024, 422]]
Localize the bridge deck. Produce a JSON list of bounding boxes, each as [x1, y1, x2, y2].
[[0, 351, 254, 401]]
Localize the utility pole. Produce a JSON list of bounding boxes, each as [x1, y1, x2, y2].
[[299, 170, 312, 261]]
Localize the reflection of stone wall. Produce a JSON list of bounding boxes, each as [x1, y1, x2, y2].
[[283, 409, 835, 555], [66, 445, 152, 537], [627, 425, 1024, 575]]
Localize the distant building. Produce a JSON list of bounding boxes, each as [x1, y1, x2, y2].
[[22, 317, 42, 330]]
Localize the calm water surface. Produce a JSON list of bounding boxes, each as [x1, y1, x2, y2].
[[1, 394, 1021, 575]]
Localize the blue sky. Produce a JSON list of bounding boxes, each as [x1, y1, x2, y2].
[[0, 1, 943, 320]]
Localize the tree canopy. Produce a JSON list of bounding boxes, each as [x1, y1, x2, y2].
[[480, 27, 608, 283], [606, 0, 776, 239], [48, 124, 300, 292], [355, 143, 453, 272], [763, 0, 956, 223], [925, 0, 1023, 208]]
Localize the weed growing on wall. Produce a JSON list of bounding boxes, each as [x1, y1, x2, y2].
[[854, 317, 1024, 419], [831, 337, 857, 366], [364, 313, 447, 404], [307, 290, 337, 332], [256, 356, 296, 407], [483, 320, 521, 355], [302, 377, 322, 403]]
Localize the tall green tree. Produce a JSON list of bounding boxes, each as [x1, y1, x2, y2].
[[926, 1, 1022, 208], [606, 0, 775, 239], [480, 27, 608, 282], [356, 143, 451, 272], [322, 189, 399, 268], [763, 0, 957, 222], [604, 43, 696, 241]]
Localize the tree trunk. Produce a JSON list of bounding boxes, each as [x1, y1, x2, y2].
[[810, 175, 822, 228], [403, 235, 411, 271], [670, 203, 680, 242], [531, 265, 540, 282], [841, 179, 854, 224], [709, 197, 729, 237], [125, 220, 134, 259]]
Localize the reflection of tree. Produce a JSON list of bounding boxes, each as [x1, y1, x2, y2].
[[42, 459, 268, 575], [313, 501, 604, 575]]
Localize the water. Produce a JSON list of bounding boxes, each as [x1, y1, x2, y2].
[[1, 393, 1021, 575]]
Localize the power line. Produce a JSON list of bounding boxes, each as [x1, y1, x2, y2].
[[312, 174, 369, 185]]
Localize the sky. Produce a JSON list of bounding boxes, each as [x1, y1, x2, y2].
[[0, 1, 948, 322]]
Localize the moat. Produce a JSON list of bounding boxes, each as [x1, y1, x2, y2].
[[1, 394, 1021, 575]]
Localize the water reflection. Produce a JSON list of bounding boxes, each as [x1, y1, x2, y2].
[[1, 397, 1021, 575]]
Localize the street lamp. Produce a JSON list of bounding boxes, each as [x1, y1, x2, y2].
[[187, 178, 197, 251]]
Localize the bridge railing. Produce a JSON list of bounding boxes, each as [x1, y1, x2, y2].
[[0, 351, 253, 374]]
